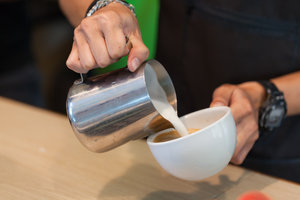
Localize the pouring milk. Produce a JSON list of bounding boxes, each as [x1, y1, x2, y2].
[[146, 66, 189, 137]]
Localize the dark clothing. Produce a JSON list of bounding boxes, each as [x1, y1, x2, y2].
[[156, 0, 300, 183], [0, 1, 43, 107]]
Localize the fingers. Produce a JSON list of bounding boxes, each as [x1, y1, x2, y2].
[[232, 142, 255, 165], [74, 27, 97, 71], [210, 84, 235, 107], [127, 35, 149, 72], [211, 84, 260, 165], [66, 3, 148, 73], [104, 27, 129, 60], [83, 23, 116, 68], [231, 115, 259, 164], [230, 88, 258, 122], [67, 19, 126, 73], [230, 89, 259, 165], [66, 42, 85, 73]]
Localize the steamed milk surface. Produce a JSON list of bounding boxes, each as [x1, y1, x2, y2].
[[154, 128, 200, 143], [146, 66, 189, 137]]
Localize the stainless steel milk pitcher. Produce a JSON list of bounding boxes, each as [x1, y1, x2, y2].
[[66, 60, 177, 152]]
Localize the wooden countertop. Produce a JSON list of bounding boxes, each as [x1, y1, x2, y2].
[[0, 97, 299, 200]]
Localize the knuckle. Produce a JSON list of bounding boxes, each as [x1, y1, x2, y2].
[[142, 46, 150, 59], [231, 155, 244, 165], [82, 60, 96, 70], [136, 42, 149, 56], [214, 83, 234, 93], [241, 101, 252, 115], [80, 18, 91, 31], [97, 12, 118, 28], [221, 83, 234, 89], [231, 148, 246, 165], [96, 58, 110, 68], [66, 58, 76, 69], [135, 47, 149, 61], [243, 102, 253, 116], [234, 158, 244, 165], [110, 48, 123, 59], [73, 27, 80, 37], [79, 19, 94, 37], [66, 59, 72, 68]]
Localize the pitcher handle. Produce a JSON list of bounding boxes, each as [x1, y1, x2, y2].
[[80, 73, 87, 83]]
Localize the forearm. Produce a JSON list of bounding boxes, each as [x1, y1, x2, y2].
[[238, 70, 300, 117], [272, 71, 300, 116], [212, 70, 300, 164], [59, 0, 93, 26]]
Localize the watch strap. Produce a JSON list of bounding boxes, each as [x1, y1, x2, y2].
[[257, 80, 279, 95]]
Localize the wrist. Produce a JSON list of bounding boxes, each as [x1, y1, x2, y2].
[[239, 81, 267, 111], [86, 0, 135, 17]]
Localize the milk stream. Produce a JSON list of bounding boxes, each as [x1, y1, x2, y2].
[[146, 67, 189, 137]]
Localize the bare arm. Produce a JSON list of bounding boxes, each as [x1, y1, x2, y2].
[[272, 71, 300, 116], [59, 0, 93, 26], [210, 70, 300, 165], [234, 71, 300, 116]]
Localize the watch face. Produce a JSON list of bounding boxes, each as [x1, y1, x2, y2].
[[265, 107, 285, 128], [258, 82, 287, 131]]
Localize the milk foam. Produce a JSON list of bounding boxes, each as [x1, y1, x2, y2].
[[146, 66, 189, 137]]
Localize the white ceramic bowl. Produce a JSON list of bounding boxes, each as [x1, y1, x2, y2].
[[147, 106, 236, 181]]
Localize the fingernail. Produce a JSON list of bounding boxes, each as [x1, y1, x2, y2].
[[131, 57, 140, 71], [211, 102, 225, 107]]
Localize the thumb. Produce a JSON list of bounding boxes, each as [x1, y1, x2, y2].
[[210, 84, 235, 107], [127, 35, 149, 72]]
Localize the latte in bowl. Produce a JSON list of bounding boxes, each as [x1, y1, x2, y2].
[[147, 106, 236, 181]]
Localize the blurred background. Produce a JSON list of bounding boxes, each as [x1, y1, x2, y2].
[[29, 0, 77, 113], [1, 0, 77, 114]]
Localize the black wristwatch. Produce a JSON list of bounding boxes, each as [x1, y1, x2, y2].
[[257, 80, 287, 132]]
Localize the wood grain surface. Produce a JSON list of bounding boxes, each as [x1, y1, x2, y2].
[[0, 97, 299, 200]]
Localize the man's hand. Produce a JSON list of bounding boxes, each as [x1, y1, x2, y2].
[[210, 82, 266, 164], [66, 2, 149, 73]]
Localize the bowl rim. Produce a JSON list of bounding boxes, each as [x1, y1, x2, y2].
[[146, 106, 232, 146]]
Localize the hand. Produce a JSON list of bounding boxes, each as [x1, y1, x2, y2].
[[210, 82, 266, 164], [66, 2, 149, 73]]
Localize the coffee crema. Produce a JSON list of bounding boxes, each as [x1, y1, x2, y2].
[[153, 128, 200, 143]]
